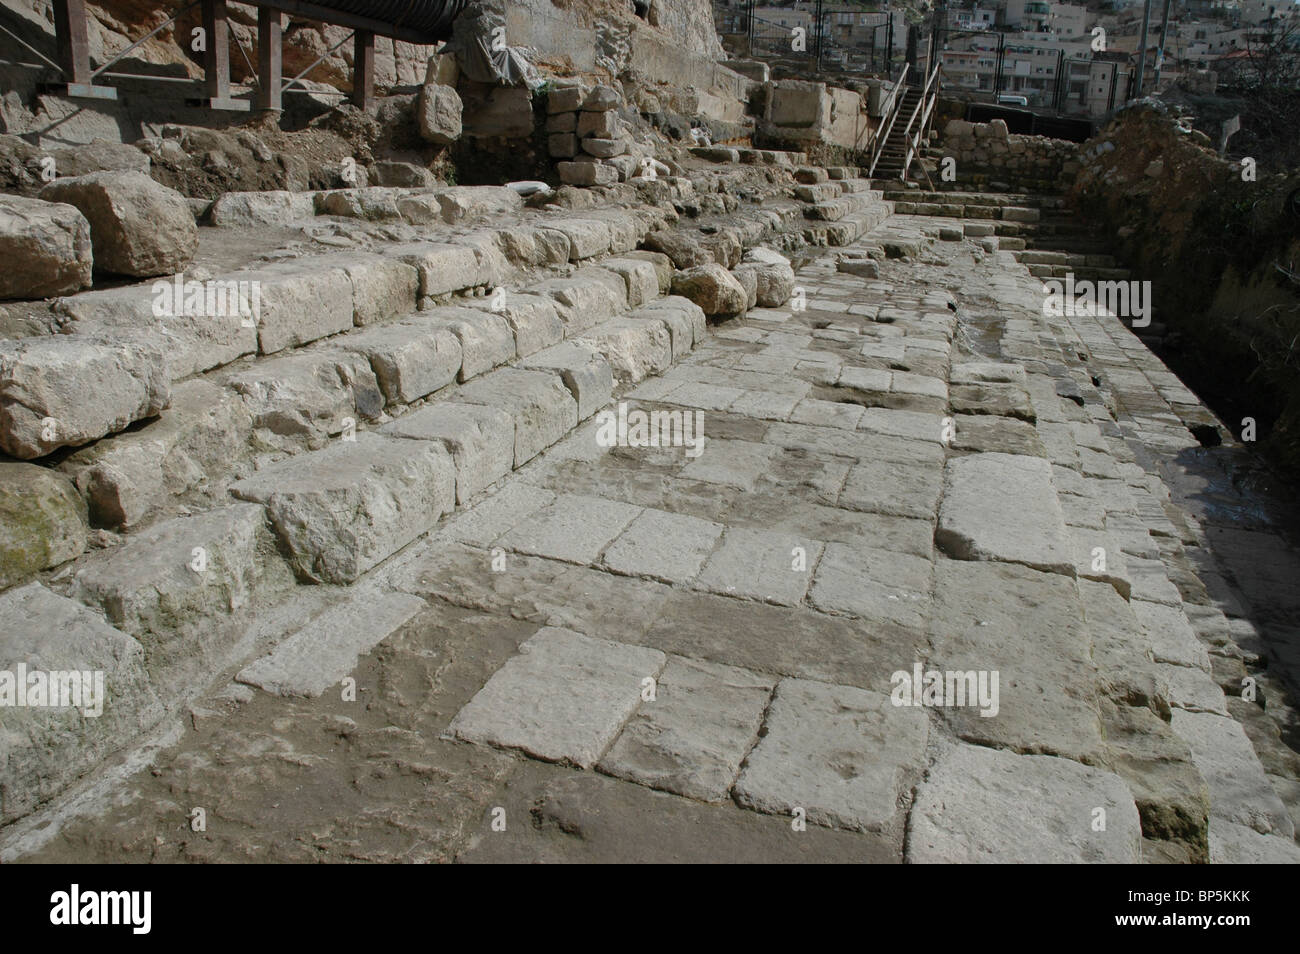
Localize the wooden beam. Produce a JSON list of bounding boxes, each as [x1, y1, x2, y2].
[[257, 7, 283, 112], [199, 0, 248, 110], [352, 30, 375, 110], [50, 0, 117, 99], [254, 0, 439, 47]]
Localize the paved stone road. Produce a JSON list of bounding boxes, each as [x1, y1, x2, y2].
[[8, 217, 1300, 864]]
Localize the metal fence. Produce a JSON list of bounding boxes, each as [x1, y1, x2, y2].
[[933, 27, 1134, 118], [716, 1, 897, 77]]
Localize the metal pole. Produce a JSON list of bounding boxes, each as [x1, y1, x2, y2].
[[1154, 0, 1174, 87], [814, 0, 824, 70], [1055, 48, 1064, 111], [886, 12, 893, 76], [993, 32, 1004, 97], [1133, 0, 1152, 99]]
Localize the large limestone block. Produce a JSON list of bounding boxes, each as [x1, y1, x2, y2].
[[907, 744, 1142, 863], [491, 226, 571, 268], [0, 195, 92, 300], [431, 186, 522, 224], [537, 218, 610, 261], [0, 463, 87, 588], [455, 367, 579, 466], [576, 317, 673, 384], [40, 171, 196, 277], [222, 351, 383, 440], [230, 434, 455, 584], [70, 503, 281, 642], [671, 264, 748, 317], [317, 187, 403, 222], [644, 230, 712, 269], [53, 282, 258, 381], [0, 583, 161, 825], [640, 295, 707, 346], [532, 269, 627, 335], [936, 451, 1074, 576], [0, 337, 169, 459], [311, 253, 419, 326], [518, 341, 614, 421], [599, 258, 660, 308], [1171, 709, 1295, 838], [59, 380, 252, 530], [383, 402, 515, 504], [394, 242, 501, 297], [327, 315, 462, 405], [222, 263, 355, 356], [421, 306, 515, 382], [465, 294, 563, 357], [417, 82, 463, 144], [208, 190, 315, 227]]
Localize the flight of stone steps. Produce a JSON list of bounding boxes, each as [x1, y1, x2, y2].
[[876, 186, 1131, 287], [0, 155, 896, 827]]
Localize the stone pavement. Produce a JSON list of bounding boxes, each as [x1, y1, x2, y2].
[[7, 216, 1300, 864]]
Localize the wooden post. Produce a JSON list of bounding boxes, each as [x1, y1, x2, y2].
[[51, 0, 116, 99], [200, 0, 249, 110], [352, 30, 375, 110], [257, 7, 283, 112]]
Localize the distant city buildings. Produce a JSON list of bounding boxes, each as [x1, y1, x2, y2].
[[714, 0, 1299, 113]]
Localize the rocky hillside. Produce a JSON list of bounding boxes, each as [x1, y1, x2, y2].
[[7, 0, 721, 93]]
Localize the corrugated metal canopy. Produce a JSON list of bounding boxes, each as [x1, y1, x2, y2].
[[257, 0, 471, 43]]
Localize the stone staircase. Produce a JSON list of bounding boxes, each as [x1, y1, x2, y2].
[[0, 156, 897, 827], [876, 185, 1133, 287], [871, 85, 924, 181]]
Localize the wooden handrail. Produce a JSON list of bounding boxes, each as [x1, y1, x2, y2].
[[901, 61, 942, 182], [867, 62, 909, 178]]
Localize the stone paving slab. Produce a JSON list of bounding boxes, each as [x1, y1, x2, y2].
[[936, 452, 1074, 576], [807, 542, 932, 630], [598, 656, 775, 803], [695, 527, 822, 606], [907, 743, 1142, 863], [496, 492, 641, 564], [447, 627, 667, 768], [1171, 709, 1295, 838], [601, 508, 724, 583], [927, 560, 1105, 764], [734, 678, 928, 832], [237, 591, 425, 697]]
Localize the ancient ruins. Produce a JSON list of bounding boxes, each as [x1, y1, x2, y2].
[[0, 0, 1298, 866]]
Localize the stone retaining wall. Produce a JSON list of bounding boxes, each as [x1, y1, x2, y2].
[[938, 119, 1082, 194]]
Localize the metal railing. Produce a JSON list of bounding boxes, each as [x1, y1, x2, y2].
[[866, 60, 909, 178], [716, 1, 897, 77], [900, 57, 941, 183]]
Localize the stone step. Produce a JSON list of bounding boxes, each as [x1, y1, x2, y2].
[[805, 190, 889, 223]]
